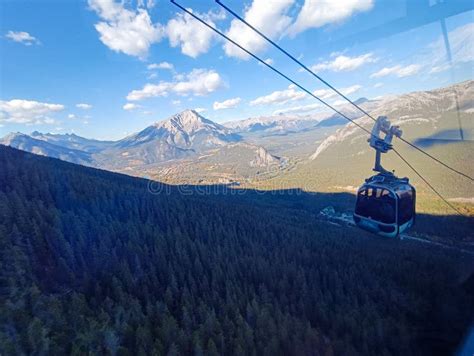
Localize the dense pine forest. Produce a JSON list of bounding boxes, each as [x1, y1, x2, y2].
[[0, 145, 473, 355]]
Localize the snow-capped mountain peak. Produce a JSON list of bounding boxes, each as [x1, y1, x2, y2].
[[116, 109, 240, 151], [154, 109, 225, 134], [1, 132, 30, 144]]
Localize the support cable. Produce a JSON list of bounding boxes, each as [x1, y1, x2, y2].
[[170, 0, 468, 216], [216, 0, 473, 182]]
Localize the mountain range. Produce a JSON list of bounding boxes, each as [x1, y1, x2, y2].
[[1, 81, 473, 201], [1, 109, 288, 182], [0, 132, 94, 165]]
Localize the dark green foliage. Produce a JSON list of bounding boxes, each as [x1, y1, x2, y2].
[[0, 146, 472, 355]]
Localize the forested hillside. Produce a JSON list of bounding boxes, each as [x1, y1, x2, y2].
[[0, 145, 472, 355]]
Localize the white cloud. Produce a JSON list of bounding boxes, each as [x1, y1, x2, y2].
[[449, 23, 474, 63], [370, 66, 398, 78], [311, 53, 376, 72], [373, 82, 383, 88], [123, 103, 140, 110], [127, 68, 224, 101], [429, 64, 449, 74], [394, 23, 474, 78], [258, 58, 275, 66], [43, 118, 57, 125], [127, 83, 170, 100], [172, 100, 181, 105], [370, 64, 421, 78], [137, 0, 155, 9], [5, 30, 39, 45], [288, 0, 374, 36], [76, 103, 92, 110], [68, 114, 76, 119], [88, 0, 164, 59], [195, 107, 206, 113], [313, 84, 361, 99], [224, 0, 295, 59], [0, 99, 64, 124], [395, 64, 422, 77], [172, 69, 224, 96], [273, 103, 321, 115], [340, 84, 362, 95], [147, 61, 173, 70], [250, 84, 306, 106], [332, 99, 347, 106], [428, 23, 474, 68], [312, 88, 335, 99], [213, 97, 241, 110], [166, 10, 224, 58]]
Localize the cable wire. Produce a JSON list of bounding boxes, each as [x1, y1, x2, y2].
[[170, 0, 372, 137], [170, 0, 467, 217], [216, 0, 473, 182]]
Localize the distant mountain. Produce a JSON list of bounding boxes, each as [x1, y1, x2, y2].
[[107, 110, 287, 183], [310, 81, 474, 161], [3, 82, 472, 190], [30, 131, 114, 153], [225, 114, 326, 135], [224, 98, 377, 136], [0, 109, 245, 168], [95, 110, 244, 170], [1, 110, 284, 182], [0, 132, 93, 165], [353, 97, 369, 105], [116, 109, 240, 151]]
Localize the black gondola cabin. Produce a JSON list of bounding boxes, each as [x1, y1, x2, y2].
[[353, 116, 416, 238], [354, 174, 416, 238]]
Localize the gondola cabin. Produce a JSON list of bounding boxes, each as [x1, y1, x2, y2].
[[353, 116, 416, 238], [354, 174, 416, 238]]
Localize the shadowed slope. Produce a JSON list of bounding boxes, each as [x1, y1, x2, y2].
[[0, 145, 472, 355]]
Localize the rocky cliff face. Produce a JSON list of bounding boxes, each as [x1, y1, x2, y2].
[[251, 146, 281, 167]]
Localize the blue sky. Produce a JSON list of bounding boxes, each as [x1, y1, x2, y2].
[[1, 0, 473, 140]]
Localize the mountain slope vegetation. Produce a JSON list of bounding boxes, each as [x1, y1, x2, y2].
[[1, 110, 286, 182], [251, 81, 474, 212], [0, 132, 94, 165], [0, 145, 472, 355], [1, 82, 472, 193]]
